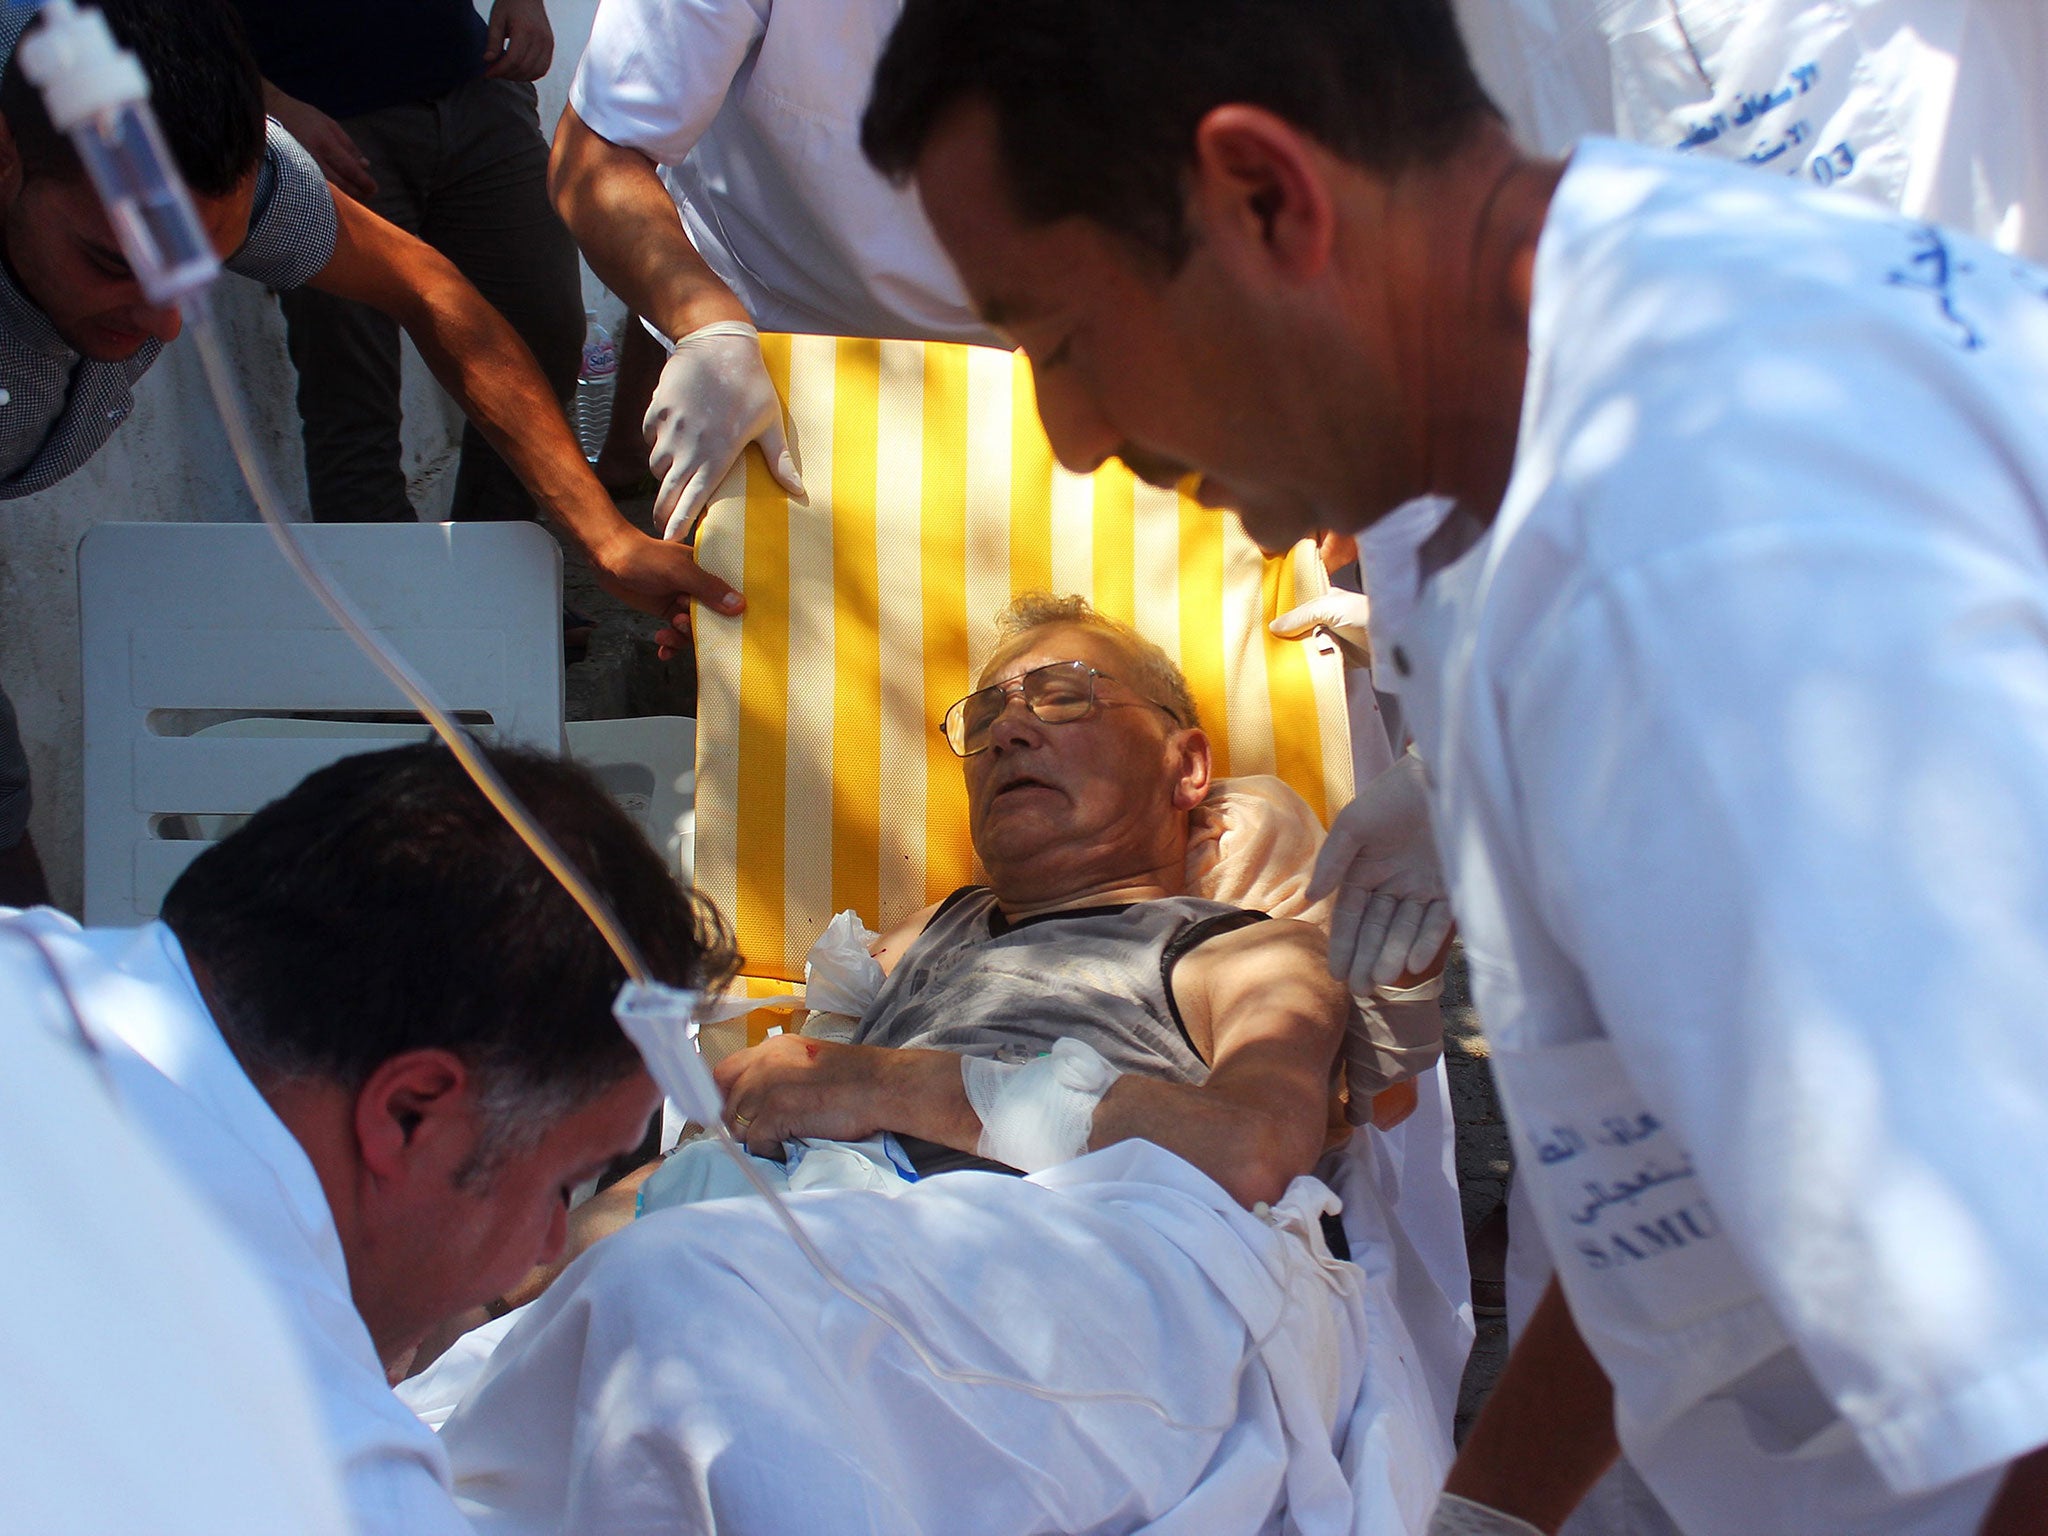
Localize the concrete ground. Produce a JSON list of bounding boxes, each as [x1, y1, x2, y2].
[[560, 506, 1515, 1434]]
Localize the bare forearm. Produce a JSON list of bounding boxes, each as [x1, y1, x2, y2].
[[1981, 1445, 2048, 1535], [1446, 1278, 1619, 1531], [548, 106, 745, 341], [395, 265, 633, 561], [1090, 1074, 1323, 1208], [876, 1049, 984, 1150]]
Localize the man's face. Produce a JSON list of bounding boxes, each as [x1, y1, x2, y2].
[[914, 102, 1386, 551], [0, 166, 253, 360], [373, 1068, 660, 1357], [963, 623, 1206, 900]]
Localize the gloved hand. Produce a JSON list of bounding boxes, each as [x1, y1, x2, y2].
[[644, 320, 807, 541], [1426, 1492, 1547, 1536], [1269, 587, 1374, 670], [1309, 749, 1454, 997]]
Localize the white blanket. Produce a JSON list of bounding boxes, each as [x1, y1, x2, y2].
[[432, 1141, 1447, 1534]]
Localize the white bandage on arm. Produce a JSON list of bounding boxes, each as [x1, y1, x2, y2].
[[1425, 1493, 1545, 1536], [960, 1038, 1121, 1173]]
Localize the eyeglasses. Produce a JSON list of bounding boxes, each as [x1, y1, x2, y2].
[[941, 659, 1182, 757]]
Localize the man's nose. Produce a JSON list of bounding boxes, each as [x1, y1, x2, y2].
[[1030, 364, 1120, 476], [985, 690, 1044, 750], [134, 303, 182, 345]]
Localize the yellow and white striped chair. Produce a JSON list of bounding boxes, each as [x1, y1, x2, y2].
[[691, 334, 1352, 1030]]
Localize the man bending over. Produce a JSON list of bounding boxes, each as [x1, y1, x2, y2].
[[0, 744, 733, 1534]]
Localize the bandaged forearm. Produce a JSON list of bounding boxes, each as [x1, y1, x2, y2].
[[1343, 995, 1445, 1116], [960, 1038, 1120, 1172]]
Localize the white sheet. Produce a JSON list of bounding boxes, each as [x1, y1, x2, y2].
[[432, 1141, 1448, 1535]]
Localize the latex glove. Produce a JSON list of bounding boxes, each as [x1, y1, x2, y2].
[[644, 320, 807, 541], [1426, 1493, 1546, 1536], [1309, 749, 1454, 996], [1270, 587, 1374, 669]]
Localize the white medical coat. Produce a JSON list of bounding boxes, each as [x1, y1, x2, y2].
[[15, 912, 475, 1536], [1455, 0, 2046, 260], [570, 0, 998, 345], [0, 910, 351, 1536], [1385, 138, 2048, 1532]]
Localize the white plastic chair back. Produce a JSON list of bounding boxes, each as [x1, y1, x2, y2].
[[563, 716, 696, 880], [79, 521, 564, 922]]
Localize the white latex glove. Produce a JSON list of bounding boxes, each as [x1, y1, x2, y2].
[[1309, 748, 1454, 996], [1269, 587, 1374, 669], [1426, 1492, 1546, 1536], [644, 320, 807, 540]]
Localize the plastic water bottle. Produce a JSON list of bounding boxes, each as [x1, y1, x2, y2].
[[574, 315, 618, 462]]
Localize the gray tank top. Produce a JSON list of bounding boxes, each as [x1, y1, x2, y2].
[[855, 888, 1266, 1085]]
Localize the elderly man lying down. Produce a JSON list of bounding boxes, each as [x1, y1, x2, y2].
[[427, 596, 1452, 1536]]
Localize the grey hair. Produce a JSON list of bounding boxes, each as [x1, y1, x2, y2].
[[987, 592, 1201, 731], [451, 1068, 605, 1190]]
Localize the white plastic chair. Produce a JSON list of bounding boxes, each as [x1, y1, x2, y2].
[[78, 521, 564, 923], [168, 718, 696, 882], [563, 716, 696, 879]]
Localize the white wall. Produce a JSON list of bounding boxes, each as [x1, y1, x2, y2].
[[0, 0, 608, 912]]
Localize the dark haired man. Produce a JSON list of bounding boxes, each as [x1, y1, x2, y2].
[[0, 742, 733, 1533], [863, 2, 2048, 1532], [0, 0, 741, 907]]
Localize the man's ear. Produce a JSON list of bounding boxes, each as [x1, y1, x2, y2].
[[1186, 104, 1337, 285], [352, 1049, 478, 1183], [1170, 726, 1214, 811]]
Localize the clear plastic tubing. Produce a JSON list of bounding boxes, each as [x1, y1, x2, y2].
[[24, 0, 1269, 1434]]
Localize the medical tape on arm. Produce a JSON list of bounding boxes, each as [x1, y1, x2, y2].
[[961, 1038, 1120, 1172]]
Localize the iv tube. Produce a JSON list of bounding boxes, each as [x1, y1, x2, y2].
[[34, 0, 1291, 1434]]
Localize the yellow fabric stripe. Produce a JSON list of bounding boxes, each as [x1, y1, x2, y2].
[[921, 343, 977, 907], [1007, 354, 1054, 601], [1090, 470, 1137, 626], [1175, 495, 1230, 775], [1259, 552, 1327, 822], [829, 338, 883, 933], [732, 335, 795, 980]]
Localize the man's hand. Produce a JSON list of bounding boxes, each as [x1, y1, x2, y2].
[[483, 0, 554, 81], [714, 1036, 896, 1152], [262, 82, 376, 200], [645, 322, 807, 540], [1309, 750, 1454, 996], [714, 1037, 977, 1154], [588, 523, 742, 630]]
